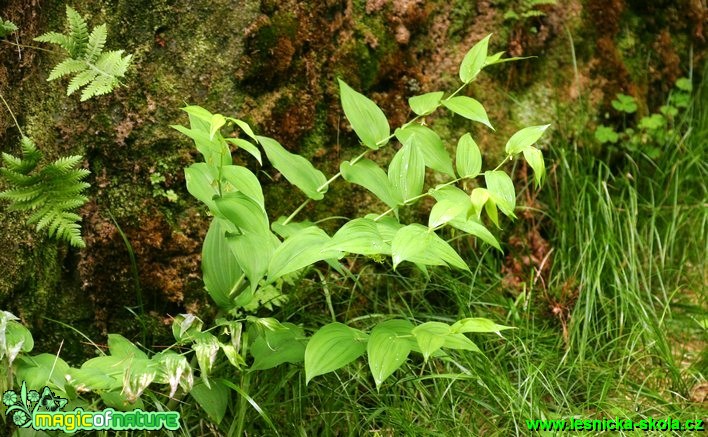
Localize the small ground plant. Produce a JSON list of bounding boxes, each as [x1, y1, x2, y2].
[[594, 78, 693, 158]]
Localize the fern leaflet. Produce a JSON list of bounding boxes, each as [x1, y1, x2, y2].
[[0, 18, 17, 38], [34, 6, 132, 101], [0, 136, 90, 247]]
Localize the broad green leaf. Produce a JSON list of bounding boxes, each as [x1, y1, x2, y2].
[[153, 351, 194, 397], [367, 320, 413, 387], [429, 199, 469, 229], [172, 125, 231, 168], [395, 125, 455, 177], [431, 185, 472, 207], [224, 137, 262, 165], [100, 390, 144, 411], [442, 96, 493, 129], [226, 117, 258, 142], [226, 230, 279, 292], [108, 334, 147, 360], [257, 135, 328, 200], [327, 218, 390, 255], [484, 171, 516, 218], [391, 224, 469, 270], [485, 198, 499, 228], [455, 133, 482, 178], [340, 159, 400, 209], [3, 320, 33, 365], [203, 218, 243, 309], [182, 105, 213, 123], [430, 187, 499, 250], [448, 217, 501, 251], [215, 192, 270, 235], [411, 322, 450, 361], [68, 367, 118, 391], [122, 357, 159, 402], [469, 187, 490, 219], [15, 354, 71, 392], [408, 91, 444, 116], [338, 79, 390, 149], [80, 356, 127, 379], [305, 322, 368, 383], [221, 165, 264, 207], [184, 163, 219, 212], [522, 146, 545, 188], [172, 314, 203, 343], [459, 34, 491, 83], [267, 226, 342, 281], [250, 323, 306, 370], [191, 380, 228, 425], [210, 114, 226, 140], [271, 217, 315, 239], [443, 333, 481, 352], [450, 318, 513, 334], [367, 214, 403, 243], [192, 332, 220, 388], [388, 144, 425, 203], [505, 124, 550, 155], [220, 343, 246, 369]]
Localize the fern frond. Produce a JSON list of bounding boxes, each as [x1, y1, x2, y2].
[[85, 24, 107, 63], [0, 136, 90, 247], [33, 6, 132, 100], [48, 58, 86, 81], [67, 70, 98, 95], [0, 19, 18, 38], [81, 74, 118, 101], [34, 32, 75, 54], [65, 6, 88, 58]]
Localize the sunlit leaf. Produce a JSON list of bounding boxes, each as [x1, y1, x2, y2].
[[327, 218, 390, 255], [442, 96, 493, 130], [484, 171, 516, 218], [202, 218, 243, 309], [224, 138, 262, 165], [267, 226, 342, 281], [391, 224, 468, 270], [455, 133, 482, 178], [258, 135, 328, 200], [388, 144, 425, 203], [459, 34, 491, 83], [408, 91, 444, 116], [429, 199, 469, 229], [338, 79, 390, 150], [505, 124, 550, 155], [340, 159, 401, 209], [367, 320, 413, 387], [210, 114, 226, 140], [395, 124, 455, 177], [450, 318, 514, 334], [522, 146, 545, 188], [305, 323, 368, 383], [411, 321, 450, 361]]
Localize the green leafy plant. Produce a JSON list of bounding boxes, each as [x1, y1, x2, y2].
[[34, 6, 132, 101], [0, 18, 17, 38], [503, 0, 557, 22], [2, 35, 549, 431], [168, 33, 548, 393], [595, 79, 693, 158], [0, 136, 89, 248]]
